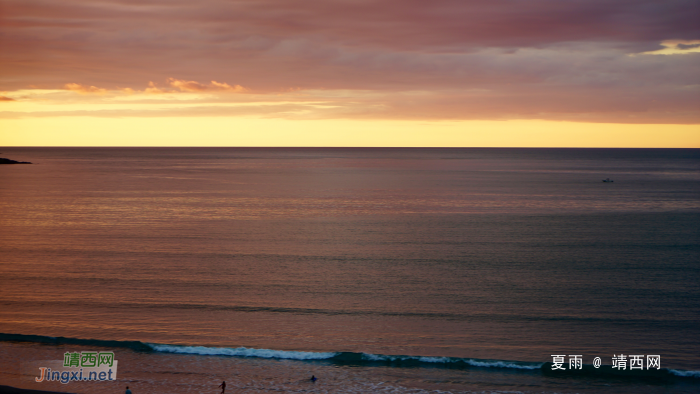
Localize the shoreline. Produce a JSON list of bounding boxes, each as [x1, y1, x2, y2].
[[0, 386, 74, 394]]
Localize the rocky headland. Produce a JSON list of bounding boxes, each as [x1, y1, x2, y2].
[[0, 157, 32, 164]]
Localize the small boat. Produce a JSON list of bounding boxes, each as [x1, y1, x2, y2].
[[602, 178, 613, 183]]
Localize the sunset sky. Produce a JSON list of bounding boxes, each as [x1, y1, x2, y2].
[[1, 0, 699, 147]]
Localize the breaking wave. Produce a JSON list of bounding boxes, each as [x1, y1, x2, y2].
[[2, 333, 698, 381]]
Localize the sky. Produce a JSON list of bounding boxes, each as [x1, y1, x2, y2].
[[1, 0, 699, 147]]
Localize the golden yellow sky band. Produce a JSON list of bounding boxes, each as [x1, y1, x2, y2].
[[1, 117, 698, 148]]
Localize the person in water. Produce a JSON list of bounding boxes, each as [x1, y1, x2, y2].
[[310, 375, 317, 382], [218, 380, 226, 393], [125, 386, 132, 394]]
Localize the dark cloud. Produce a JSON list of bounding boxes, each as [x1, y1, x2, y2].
[[677, 43, 700, 50]]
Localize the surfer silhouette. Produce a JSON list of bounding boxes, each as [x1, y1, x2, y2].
[[310, 375, 317, 382], [218, 380, 226, 393]]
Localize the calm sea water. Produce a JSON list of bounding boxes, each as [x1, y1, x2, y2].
[[1, 147, 699, 393]]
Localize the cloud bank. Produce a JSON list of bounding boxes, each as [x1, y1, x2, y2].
[[1, 0, 698, 123]]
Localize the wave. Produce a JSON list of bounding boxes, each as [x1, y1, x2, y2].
[[540, 362, 700, 381], [149, 344, 543, 370], [149, 344, 336, 360], [0, 333, 152, 352], [2, 333, 698, 381], [670, 369, 700, 378], [351, 353, 542, 370]]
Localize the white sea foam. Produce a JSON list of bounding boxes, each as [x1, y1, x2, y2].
[[669, 369, 700, 378], [148, 344, 337, 360], [362, 353, 542, 370], [417, 356, 451, 363], [148, 345, 544, 371], [460, 359, 542, 370]]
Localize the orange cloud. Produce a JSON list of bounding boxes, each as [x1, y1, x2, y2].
[[64, 83, 108, 94], [59, 80, 247, 95], [144, 81, 168, 94], [167, 78, 208, 92], [210, 81, 246, 92], [168, 78, 246, 92], [0, 96, 15, 101]]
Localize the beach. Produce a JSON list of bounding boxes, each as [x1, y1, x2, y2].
[[0, 386, 74, 394]]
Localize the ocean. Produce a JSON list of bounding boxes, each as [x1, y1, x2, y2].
[[0, 147, 698, 393]]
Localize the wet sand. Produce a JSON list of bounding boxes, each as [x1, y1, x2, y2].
[[0, 386, 74, 394]]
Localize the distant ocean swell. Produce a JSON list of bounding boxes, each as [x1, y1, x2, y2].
[[3, 333, 698, 381], [3, 299, 697, 325]]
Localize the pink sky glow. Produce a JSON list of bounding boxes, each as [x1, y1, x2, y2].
[[1, 0, 699, 129]]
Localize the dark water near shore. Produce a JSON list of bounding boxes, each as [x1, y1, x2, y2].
[[1, 147, 699, 393]]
